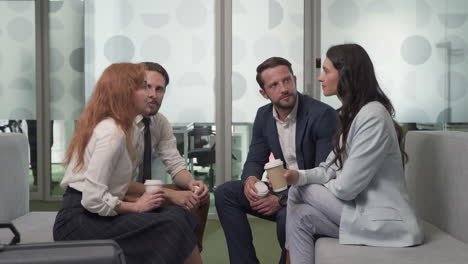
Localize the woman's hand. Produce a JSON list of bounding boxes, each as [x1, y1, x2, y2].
[[284, 169, 299, 185], [134, 189, 165, 213], [189, 180, 210, 202], [165, 188, 200, 210]]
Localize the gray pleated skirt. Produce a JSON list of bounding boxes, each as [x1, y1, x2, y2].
[[53, 187, 198, 264]]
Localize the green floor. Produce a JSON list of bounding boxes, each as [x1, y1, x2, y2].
[[30, 201, 281, 263]]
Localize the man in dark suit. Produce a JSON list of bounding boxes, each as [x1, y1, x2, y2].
[[214, 57, 337, 264]]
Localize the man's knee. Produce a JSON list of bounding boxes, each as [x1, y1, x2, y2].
[[215, 181, 241, 203]]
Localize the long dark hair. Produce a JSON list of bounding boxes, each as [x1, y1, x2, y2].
[[327, 44, 407, 169]]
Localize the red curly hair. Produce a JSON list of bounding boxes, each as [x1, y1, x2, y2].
[[65, 63, 146, 172]]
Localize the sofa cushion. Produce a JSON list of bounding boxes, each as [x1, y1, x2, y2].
[[0, 212, 57, 244], [315, 221, 468, 264]]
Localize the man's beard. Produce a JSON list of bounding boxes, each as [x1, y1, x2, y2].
[[146, 105, 160, 116], [274, 95, 296, 110]]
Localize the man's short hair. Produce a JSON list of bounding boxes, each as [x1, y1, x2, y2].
[[256, 57, 294, 89], [143, 62, 170, 86]]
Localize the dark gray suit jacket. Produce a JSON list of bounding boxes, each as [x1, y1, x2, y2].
[[241, 93, 337, 188]]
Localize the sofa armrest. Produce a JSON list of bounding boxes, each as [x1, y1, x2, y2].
[[0, 133, 29, 222]]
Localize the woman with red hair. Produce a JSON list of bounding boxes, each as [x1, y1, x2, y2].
[[53, 63, 201, 264]]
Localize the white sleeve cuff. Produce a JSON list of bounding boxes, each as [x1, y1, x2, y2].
[[296, 170, 308, 186]]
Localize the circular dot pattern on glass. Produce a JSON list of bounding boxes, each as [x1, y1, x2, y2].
[[329, 0, 360, 28], [176, 0, 207, 28], [269, 0, 283, 29], [9, 77, 33, 91], [71, 77, 85, 102], [50, 47, 65, 72], [50, 17, 64, 30], [401, 70, 434, 99], [141, 13, 170, 28], [289, 36, 302, 64], [7, 17, 33, 42], [366, 0, 393, 13], [19, 48, 34, 72], [436, 108, 450, 123], [69, 0, 84, 14], [104, 35, 135, 63], [10, 108, 34, 119], [50, 107, 65, 120], [290, 13, 302, 28], [50, 77, 65, 103], [84, 36, 95, 65], [177, 72, 207, 87], [192, 37, 206, 64], [415, 0, 432, 28], [70, 48, 84, 72], [49, 1, 64, 13], [7, 1, 33, 12], [233, 36, 247, 65], [400, 35, 432, 65], [438, 13, 468, 29], [232, 72, 247, 101], [436, 35, 467, 65], [254, 35, 285, 61], [437, 72, 468, 101], [116, 0, 134, 29], [71, 107, 84, 120], [140, 35, 170, 63]]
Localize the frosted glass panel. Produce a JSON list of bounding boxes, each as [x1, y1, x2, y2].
[[48, 0, 85, 198], [232, 0, 304, 123], [85, 0, 215, 123], [49, 0, 85, 121], [321, 0, 468, 123], [0, 0, 36, 119]]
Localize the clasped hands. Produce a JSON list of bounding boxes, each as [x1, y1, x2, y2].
[[165, 180, 209, 211], [244, 169, 300, 215]]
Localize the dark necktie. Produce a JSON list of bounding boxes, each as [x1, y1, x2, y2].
[[142, 117, 152, 182]]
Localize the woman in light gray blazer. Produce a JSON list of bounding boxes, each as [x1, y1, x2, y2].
[[283, 44, 423, 264]]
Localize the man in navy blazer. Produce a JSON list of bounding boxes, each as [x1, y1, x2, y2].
[[214, 57, 337, 264]]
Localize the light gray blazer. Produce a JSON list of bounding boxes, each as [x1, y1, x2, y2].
[[300, 102, 423, 247]]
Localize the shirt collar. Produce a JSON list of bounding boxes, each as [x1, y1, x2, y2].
[[272, 94, 299, 123], [135, 115, 144, 127]]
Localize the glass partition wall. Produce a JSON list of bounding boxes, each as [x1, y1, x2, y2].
[[320, 0, 468, 131], [0, 0, 40, 198], [2, 0, 466, 203], [231, 0, 304, 181]]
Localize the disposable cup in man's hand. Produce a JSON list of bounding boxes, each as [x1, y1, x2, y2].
[[264, 159, 287, 192], [254, 181, 269, 198]]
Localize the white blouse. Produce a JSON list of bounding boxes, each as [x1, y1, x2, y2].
[[60, 118, 134, 216]]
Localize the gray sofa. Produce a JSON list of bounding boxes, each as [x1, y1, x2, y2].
[[316, 131, 468, 264], [0, 133, 57, 243], [2, 131, 468, 263]]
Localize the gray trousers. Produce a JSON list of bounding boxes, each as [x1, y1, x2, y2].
[[286, 184, 345, 264]]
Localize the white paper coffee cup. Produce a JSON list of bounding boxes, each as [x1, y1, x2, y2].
[[144, 179, 163, 192], [264, 159, 287, 192], [254, 181, 269, 198]]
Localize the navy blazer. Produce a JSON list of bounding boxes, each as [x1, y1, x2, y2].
[[241, 93, 337, 185]]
